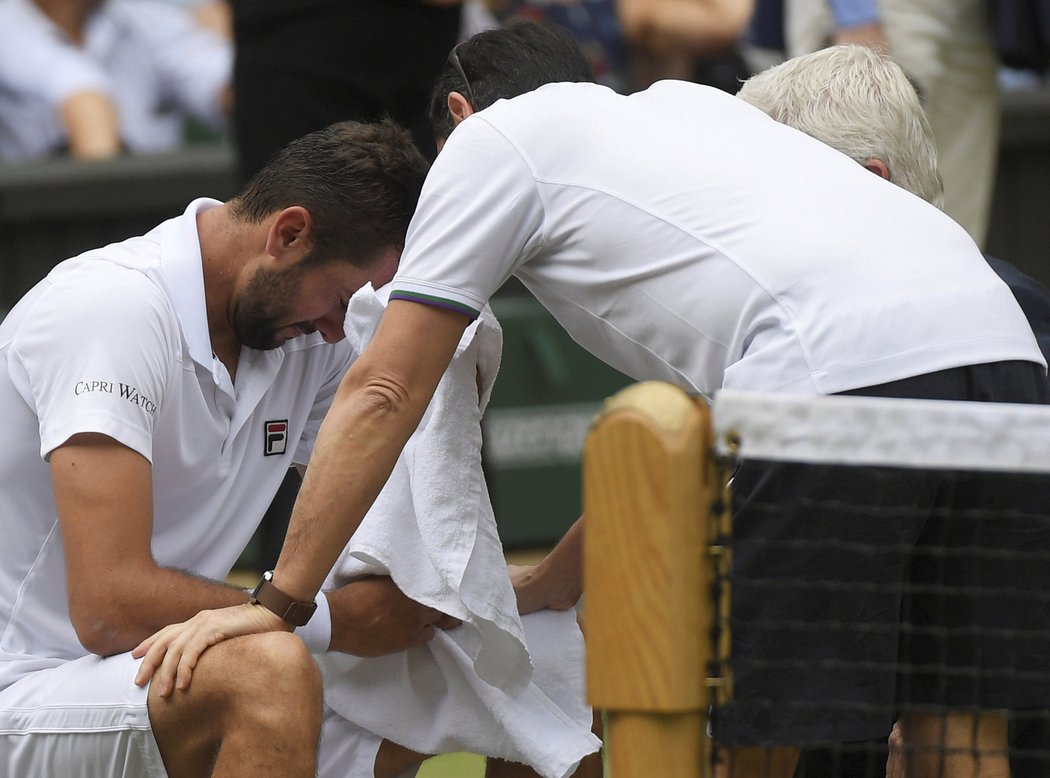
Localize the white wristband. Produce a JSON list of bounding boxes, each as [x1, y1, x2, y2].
[[294, 591, 332, 653]]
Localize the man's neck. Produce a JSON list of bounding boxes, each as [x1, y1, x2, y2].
[[197, 205, 249, 382], [211, 337, 241, 384]]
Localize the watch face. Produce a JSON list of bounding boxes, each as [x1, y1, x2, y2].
[[251, 570, 275, 601]]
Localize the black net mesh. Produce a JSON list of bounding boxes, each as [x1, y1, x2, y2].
[[706, 395, 1050, 777]]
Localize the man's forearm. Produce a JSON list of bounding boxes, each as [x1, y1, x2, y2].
[[60, 90, 122, 160], [274, 385, 419, 603], [272, 302, 470, 605], [75, 565, 249, 657], [324, 577, 450, 656]]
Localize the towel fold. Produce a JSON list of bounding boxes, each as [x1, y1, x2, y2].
[[318, 285, 600, 778], [319, 610, 598, 778]]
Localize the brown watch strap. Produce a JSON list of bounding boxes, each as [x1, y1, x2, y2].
[[250, 571, 317, 627]]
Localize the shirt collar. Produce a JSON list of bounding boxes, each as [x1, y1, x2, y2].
[[159, 197, 222, 370]]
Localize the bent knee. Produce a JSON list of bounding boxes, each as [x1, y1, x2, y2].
[[234, 631, 322, 695], [206, 633, 323, 732], [149, 633, 322, 773]]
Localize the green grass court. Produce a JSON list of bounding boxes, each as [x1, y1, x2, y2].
[[418, 752, 486, 777]]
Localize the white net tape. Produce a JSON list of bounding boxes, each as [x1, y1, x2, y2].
[[712, 389, 1050, 473]]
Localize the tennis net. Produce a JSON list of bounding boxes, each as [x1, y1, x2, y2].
[[713, 389, 1050, 777], [584, 384, 1050, 778]]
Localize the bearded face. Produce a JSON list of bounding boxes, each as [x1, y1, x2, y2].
[[233, 260, 317, 351], [230, 243, 401, 351]]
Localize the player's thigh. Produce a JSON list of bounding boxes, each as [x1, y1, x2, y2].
[[0, 653, 166, 778]]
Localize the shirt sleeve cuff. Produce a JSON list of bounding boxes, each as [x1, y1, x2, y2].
[[294, 591, 332, 653]]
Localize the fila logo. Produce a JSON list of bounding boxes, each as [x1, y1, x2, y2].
[[264, 420, 288, 456]]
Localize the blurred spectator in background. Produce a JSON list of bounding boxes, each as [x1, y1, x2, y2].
[[160, 0, 232, 40], [487, 0, 754, 93], [989, 0, 1050, 90], [784, 0, 999, 249], [231, 0, 462, 183], [741, 0, 786, 74], [485, 0, 631, 90], [461, 0, 502, 38], [618, 0, 754, 89], [0, 0, 232, 163]]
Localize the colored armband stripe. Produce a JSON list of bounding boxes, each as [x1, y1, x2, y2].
[[388, 290, 481, 320]]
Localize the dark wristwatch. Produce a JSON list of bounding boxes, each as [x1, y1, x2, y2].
[[249, 570, 317, 626]]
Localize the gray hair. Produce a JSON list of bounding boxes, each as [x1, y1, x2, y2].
[[738, 45, 944, 208]]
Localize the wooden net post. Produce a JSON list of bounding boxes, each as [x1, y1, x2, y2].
[[583, 381, 726, 777]]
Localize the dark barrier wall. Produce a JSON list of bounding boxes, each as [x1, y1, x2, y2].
[[0, 145, 238, 312]]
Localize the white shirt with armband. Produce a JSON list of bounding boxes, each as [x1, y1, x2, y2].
[[390, 81, 1044, 399]]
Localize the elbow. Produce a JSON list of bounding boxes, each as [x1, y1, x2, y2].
[[320, 374, 419, 453], [68, 592, 136, 657], [71, 613, 129, 657], [358, 381, 410, 418], [334, 368, 414, 420]]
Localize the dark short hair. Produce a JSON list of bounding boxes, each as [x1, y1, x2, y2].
[[230, 119, 429, 267], [429, 20, 595, 140]]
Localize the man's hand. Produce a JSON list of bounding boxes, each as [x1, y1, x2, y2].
[[326, 576, 460, 656], [509, 517, 585, 615], [132, 602, 289, 697], [510, 563, 581, 615], [886, 721, 905, 778]]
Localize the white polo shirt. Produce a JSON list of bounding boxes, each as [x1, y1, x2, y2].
[[390, 81, 1044, 397], [0, 0, 231, 160], [0, 199, 352, 691]]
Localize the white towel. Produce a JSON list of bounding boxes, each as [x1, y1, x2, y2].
[[317, 284, 600, 778]]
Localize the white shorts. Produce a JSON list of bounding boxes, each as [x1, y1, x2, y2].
[[0, 652, 392, 778], [317, 707, 389, 778], [0, 653, 165, 777]]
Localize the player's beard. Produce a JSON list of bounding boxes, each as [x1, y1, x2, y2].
[[234, 261, 315, 351]]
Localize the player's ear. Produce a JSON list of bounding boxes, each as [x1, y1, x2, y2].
[[266, 206, 314, 263], [448, 91, 474, 127], [863, 158, 892, 182]]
